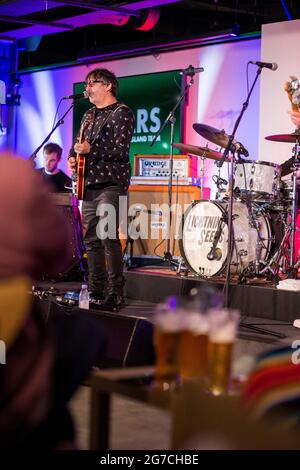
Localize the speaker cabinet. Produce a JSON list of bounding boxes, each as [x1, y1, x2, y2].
[[39, 298, 154, 368], [86, 310, 155, 367], [127, 185, 210, 257], [42, 203, 85, 281]]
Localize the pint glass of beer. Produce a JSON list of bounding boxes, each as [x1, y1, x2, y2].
[[207, 308, 240, 396], [153, 299, 183, 390], [179, 312, 209, 380]]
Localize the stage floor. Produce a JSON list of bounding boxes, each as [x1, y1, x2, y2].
[[33, 265, 300, 370], [35, 264, 300, 328]]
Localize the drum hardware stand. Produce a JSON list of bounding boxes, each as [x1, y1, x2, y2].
[[123, 210, 147, 269], [200, 155, 206, 199], [150, 72, 197, 268], [257, 226, 290, 280], [258, 143, 300, 281], [212, 174, 228, 200], [175, 256, 189, 275], [286, 140, 300, 277]]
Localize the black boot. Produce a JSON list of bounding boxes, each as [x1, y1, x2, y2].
[[101, 277, 125, 310], [86, 250, 107, 302]]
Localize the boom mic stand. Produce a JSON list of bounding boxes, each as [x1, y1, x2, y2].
[[217, 65, 262, 307], [150, 71, 198, 267], [217, 65, 284, 339], [29, 102, 75, 162]]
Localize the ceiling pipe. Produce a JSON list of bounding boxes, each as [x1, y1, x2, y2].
[[49, 0, 141, 17], [179, 0, 275, 19], [0, 14, 73, 30], [0, 0, 181, 40]]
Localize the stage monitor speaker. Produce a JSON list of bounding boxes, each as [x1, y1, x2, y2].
[[127, 185, 209, 257], [42, 202, 85, 281], [40, 298, 155, 368], [81, 308, 155, 368]]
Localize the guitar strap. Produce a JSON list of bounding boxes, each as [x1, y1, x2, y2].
[[88, 103, 128, 145]]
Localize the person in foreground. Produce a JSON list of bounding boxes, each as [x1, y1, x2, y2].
[[68, 68, 135, 309], [0, 154, 105, 449]]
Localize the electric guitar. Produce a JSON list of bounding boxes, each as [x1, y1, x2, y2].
[[74, 104, 123, 199], [75, 124, 86, 200]]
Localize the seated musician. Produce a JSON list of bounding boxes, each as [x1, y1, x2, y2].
[[37, 142, 71, 192]]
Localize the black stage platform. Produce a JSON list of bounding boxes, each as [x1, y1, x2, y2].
[[34, 267, 300, 368], [124, 269, 300, 323], [35, 267, 300, 324]]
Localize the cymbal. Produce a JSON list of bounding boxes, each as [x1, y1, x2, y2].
[[265, 132, 300, 143], [173, 143, 228, 162], [193, 123, 230, 148]]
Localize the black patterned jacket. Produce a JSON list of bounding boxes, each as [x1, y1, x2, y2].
[[69, 102, 135, 192]]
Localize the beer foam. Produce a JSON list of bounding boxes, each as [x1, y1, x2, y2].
[[209, 323, 237, 343], [155, 310, 183, 332], [185, 312, 209, 334]]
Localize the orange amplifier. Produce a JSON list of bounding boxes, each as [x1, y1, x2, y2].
[[125, 184, 210, 257], [133, 154, 199, 178]]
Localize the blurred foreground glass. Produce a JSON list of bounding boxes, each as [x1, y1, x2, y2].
[[179, 312, 209, 380], [153, 299, 183, 390], [207, 308, 240, 396]]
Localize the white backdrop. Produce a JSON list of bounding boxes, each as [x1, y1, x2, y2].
[[259, 19, 300, 165]]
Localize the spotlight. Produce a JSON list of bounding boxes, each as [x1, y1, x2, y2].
[[134, 8, 160, 32]]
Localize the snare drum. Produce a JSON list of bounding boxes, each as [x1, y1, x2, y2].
[[179, 200, 273, 277], [233, 160, 281, 200]]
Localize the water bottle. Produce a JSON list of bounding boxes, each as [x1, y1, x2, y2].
[[79, 284, 89, 310]]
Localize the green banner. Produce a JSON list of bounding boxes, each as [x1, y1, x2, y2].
[[73, 70, 183, 172]]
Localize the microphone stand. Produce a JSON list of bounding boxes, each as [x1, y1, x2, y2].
[[216, 66, 284, 339], [29, 102, 75, 161], [150, 75, 195, 267], [217, 66, 262, 307]]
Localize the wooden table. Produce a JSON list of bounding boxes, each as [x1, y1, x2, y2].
[[88, 366, 300, 451], [89, 366, 173, 450]]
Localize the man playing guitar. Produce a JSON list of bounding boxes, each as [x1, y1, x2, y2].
[[68, 68, 134, 309]]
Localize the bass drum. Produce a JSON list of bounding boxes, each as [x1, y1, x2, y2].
[[179, 200, 272, 277]]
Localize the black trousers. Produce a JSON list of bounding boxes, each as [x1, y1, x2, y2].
[[82, 185, 125, 295]]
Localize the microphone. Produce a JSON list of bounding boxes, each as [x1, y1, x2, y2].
[[232, 140, 249, 157], [62, 90, 89, 100], [212, 175, 228, 187], [180, 65, 204, 76], [207, 247, 215, 261], [250, 61, 278, 71], [207, 247, 222, 261]]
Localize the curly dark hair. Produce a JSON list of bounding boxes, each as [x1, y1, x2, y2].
[[85, 68, 118, 98]]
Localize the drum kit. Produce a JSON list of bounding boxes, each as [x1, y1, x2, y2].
[[174, 125, 300, 284]]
